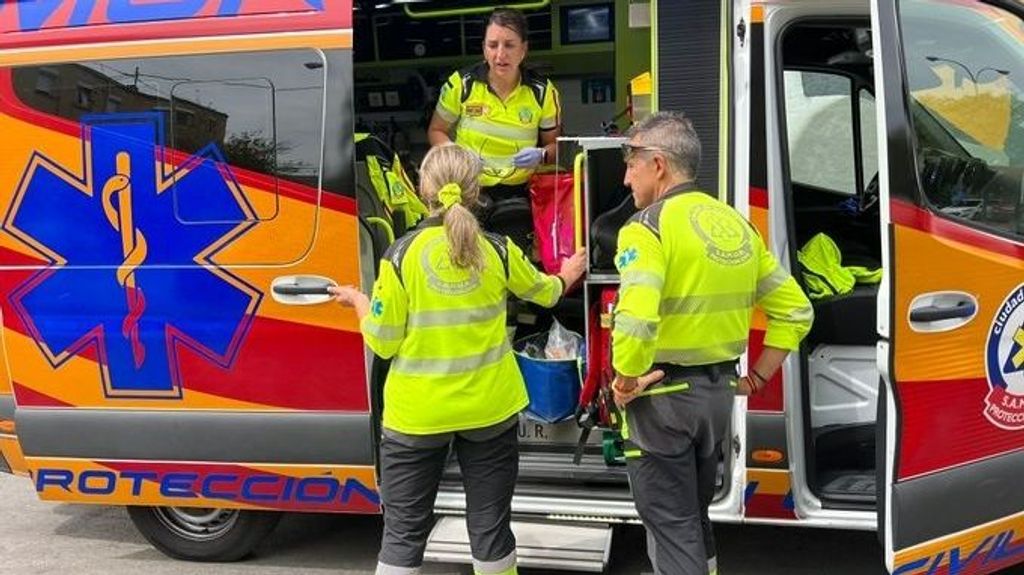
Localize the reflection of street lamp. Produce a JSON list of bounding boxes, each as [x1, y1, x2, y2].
[[925, 55, 1010, 92]]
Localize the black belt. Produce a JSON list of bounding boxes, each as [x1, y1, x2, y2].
[[653, 360, 739, 383]]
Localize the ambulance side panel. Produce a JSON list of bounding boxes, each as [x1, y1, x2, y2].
[[0, 0, 379, 513], [874, 0, 1024, 573]]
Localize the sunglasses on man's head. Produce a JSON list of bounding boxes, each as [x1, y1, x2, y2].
[[621, 142, 672, 161]]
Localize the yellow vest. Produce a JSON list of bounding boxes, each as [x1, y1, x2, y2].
[[361, 220, 564, 434], [611, 184, 814, 377], [436, 63, 560, 187]]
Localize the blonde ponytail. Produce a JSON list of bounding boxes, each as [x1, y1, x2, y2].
[[419, 144, 484, 273]]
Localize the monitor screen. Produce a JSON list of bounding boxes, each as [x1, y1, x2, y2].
[[562, 4, 613, 45]]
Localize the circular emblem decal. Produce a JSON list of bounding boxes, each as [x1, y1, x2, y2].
[[518, 107, 534, 124], [985, 284, 1024, 430], [419, 236, 480, 295], [688, 204, 752, 266]]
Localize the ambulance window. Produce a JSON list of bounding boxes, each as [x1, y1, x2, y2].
[[784, 70, 857, 195], [10, 50, 328, 224], [899, 0, 1024, 238]]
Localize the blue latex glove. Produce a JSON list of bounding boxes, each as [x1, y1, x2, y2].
[[512, 147, 545, 168]]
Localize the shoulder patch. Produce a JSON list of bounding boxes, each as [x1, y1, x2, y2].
[[383, 228, 426, 285], [627, 201, 666, 239]]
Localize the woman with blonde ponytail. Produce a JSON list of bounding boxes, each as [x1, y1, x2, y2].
[[331, 143, 586, 575]]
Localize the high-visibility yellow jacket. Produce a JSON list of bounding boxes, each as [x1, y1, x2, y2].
[[612, 184, 813, 377], [435, 62, 560, 187], [362, 219, 564, 435]]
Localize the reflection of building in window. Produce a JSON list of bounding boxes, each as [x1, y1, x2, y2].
[[12, 65, 227, 153], [34, 68, 58, 97], [175, 109, 194, 127], [75, 83, 95, 110]]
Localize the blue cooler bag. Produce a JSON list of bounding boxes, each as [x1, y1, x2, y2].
[[514, 332, 583, 424]]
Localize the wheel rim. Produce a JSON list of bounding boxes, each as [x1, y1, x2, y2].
[[152, 507, 240, 542]]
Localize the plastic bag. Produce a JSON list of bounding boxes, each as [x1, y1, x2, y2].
[[545, 320, 582, 360], [530, 172, 576, 274]]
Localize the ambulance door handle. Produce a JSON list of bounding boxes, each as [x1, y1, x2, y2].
[[908, 292, 978, 332], [270, 275, 337, 305]]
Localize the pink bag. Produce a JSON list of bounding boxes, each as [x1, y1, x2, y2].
[[530, 172, 577, 274]]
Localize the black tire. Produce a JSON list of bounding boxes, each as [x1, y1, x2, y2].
[[126, 505, 281, 562]]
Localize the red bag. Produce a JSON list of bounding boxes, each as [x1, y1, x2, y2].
[[529, 172, 577, 274]]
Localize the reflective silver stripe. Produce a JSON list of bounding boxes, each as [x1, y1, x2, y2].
[[779, 304, 815, 324], [408, 303, 505, 328], [653, 340, 747, 364], [460, 116, 537, 143], [660, 292, 754, 316], [435, 105, 458, 124], [612, 314, 658, 341], [376, 562, 421, 575], [472, 550, 517, 575], [539, 117, 558, 129], [391, 341, 511, 375], [621, 270, 664, 291], [363, 321, 405, 341], [756, 266, 792, 300], [520, 277, 556, 301]]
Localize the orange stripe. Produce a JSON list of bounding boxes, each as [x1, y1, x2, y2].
[[0, 30, 352, 67], [747, 468, 789, 495], [892, 225, 1007, 381], [1, 435, 28, 475]]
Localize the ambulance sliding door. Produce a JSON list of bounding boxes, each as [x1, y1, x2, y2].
[[0, 18, 377, 515], [873, 0, 1024, 573]]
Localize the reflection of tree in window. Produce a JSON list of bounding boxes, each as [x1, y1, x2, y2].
[[222, 131, 313, 182]]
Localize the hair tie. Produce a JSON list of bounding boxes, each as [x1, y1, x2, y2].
[[438, 182, 463, 210]]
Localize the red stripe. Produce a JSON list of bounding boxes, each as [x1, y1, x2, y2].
[[897, 377, 1024, 480], [177, 315, 369, 411], [12, 381, 73, 407], [744, 493, 796, 520], [747, 329, 783, 412], [750, 186, 769, 209], [891, 199, 1024, 261], [0, 72, 355, 215], [0, 1, 351, 50]]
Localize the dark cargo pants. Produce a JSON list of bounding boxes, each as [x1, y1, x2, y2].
[[376, 419, 519, 575], [623, 362, 737, 575]]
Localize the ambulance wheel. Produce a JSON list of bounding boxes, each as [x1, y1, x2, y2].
[[127, 505, 281, 562]]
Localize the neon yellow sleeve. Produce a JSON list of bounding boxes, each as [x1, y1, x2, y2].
[[539, 79, 560, 130], [360, 258, 409, 359], [435, 71, 463, 124], [611, 222, 665, 377], [754, 238, 814, 351], [506, 238, 562, 308]]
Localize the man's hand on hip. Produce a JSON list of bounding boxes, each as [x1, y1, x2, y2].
[[612, 369, 666, 409]]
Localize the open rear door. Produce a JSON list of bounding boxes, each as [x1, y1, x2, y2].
[[873, 0, 1024, 573]]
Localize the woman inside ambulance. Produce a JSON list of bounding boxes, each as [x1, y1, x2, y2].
[[330, 144, 585, 575], [427, 8, 561, 249]]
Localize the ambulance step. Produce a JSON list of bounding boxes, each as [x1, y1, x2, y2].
[[444, 450, 629, 485], [424, 516, 613, 573]]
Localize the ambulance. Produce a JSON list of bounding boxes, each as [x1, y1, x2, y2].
[[0, 1, 1022, 574]]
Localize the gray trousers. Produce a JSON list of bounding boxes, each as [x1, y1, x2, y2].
[[623, 363, 736, 575], [377, 420, 519, 573]]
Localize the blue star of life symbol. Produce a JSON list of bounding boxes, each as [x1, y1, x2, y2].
[[371, 298, 384, 318], [616, 247, 639, 270], [4, 113, 261, 399]]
